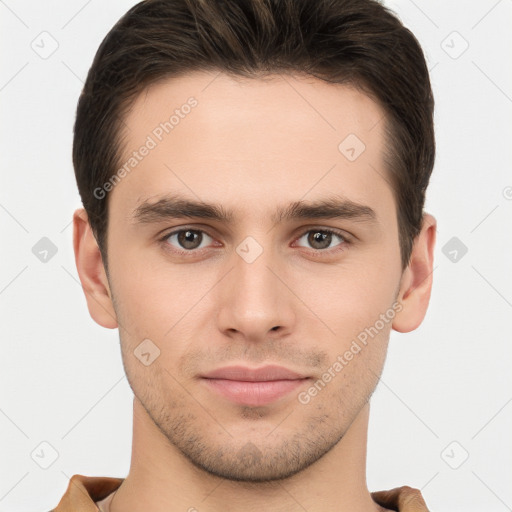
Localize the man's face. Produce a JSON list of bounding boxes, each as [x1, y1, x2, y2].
[[105, 71, 403, 481]]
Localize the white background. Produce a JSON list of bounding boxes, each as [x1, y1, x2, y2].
[[1, 1, 511, 511]]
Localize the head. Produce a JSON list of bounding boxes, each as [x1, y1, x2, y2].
[[73, 0, 436, 482]]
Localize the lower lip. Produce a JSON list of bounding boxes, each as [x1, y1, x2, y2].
[[202, 378, 309, 406]]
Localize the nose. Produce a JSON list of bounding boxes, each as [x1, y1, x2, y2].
[[215, 239, 297, 343]]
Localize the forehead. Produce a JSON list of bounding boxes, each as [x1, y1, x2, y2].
[[111, 71, 394, 225], [126, 70, 385, 151]]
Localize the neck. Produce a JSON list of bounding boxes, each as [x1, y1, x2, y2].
[[111, 398, 384, 512]]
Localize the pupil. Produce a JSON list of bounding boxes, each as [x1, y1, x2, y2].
[[309, 231, 331, 249], [178, 230, 201, 249]]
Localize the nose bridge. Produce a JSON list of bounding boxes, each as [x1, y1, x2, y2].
[[235, 237, 276, 303], [216, 234, 295, 337]]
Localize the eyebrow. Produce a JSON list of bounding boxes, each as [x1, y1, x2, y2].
[[132, 193, 378, 226]]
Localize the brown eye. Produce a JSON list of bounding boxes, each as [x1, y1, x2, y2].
[[165, 229, 213, 251], [295, 229, 347, 251]]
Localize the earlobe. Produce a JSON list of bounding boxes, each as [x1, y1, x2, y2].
[[392, 213, 437, 333], [72, 208, 118, 329]]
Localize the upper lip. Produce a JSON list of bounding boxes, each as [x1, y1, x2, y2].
[[201, 365, 307, 382]]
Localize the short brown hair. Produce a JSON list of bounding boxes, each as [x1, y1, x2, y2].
[[73, 0, 435, 272]]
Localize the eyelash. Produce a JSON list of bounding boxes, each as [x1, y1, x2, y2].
[[158, 226, 352, 257]]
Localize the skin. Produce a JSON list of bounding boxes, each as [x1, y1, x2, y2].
[[73, 71, 436, 512]]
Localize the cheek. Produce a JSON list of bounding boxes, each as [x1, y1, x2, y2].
[[108, 247, 184, 335], [110, 260, 220, 373], [302, 263, 398, 337], [300, 265, 396, 398], [120, 341, 188, 415], [297, 332, 388, 426]]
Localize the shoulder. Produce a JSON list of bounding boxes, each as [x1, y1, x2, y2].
[[371, 485, 429, 511], [50, 474, 124, 512]]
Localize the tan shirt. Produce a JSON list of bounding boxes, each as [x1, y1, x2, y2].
[[95, 489, 116, 512], [49, 474, 430, 511]]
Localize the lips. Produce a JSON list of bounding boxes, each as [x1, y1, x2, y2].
[[200, 365, 310, 406], [201, 364, 306, 381]]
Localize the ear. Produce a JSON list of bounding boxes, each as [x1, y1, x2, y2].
[[72, 208, 118, 329], [392, 213, 437, 333]]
